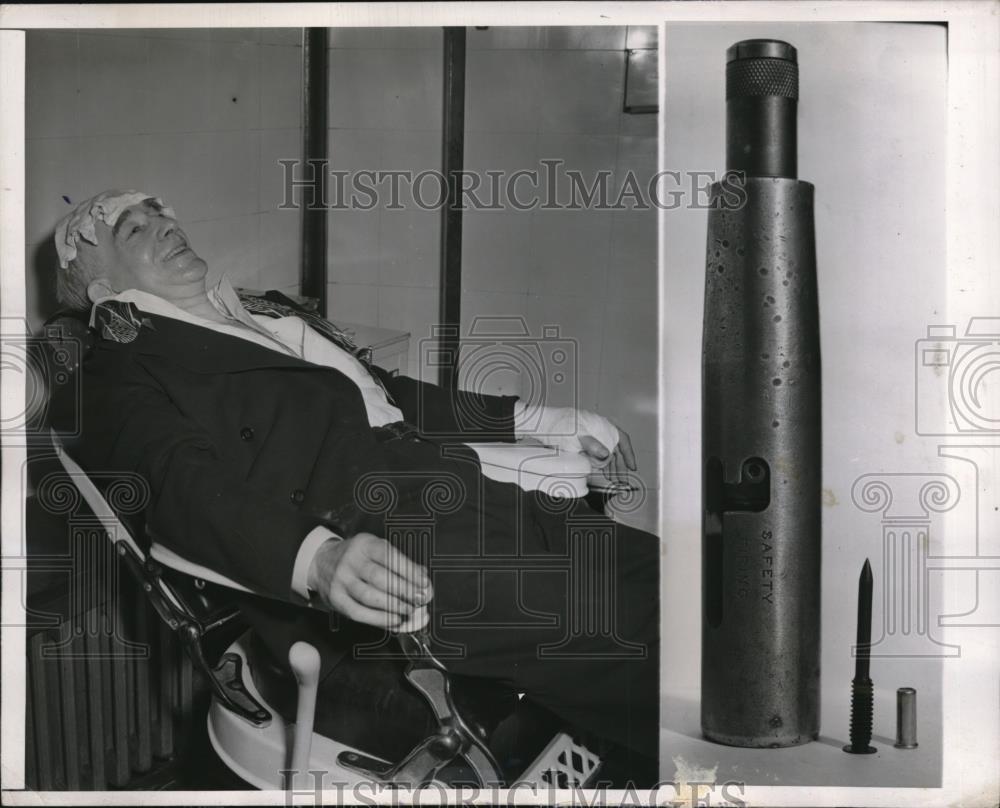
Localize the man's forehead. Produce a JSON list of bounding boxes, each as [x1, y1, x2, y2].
[[87, 201, 157, 251], [113, 198, 163, 226], [93, 199, 165, 244]]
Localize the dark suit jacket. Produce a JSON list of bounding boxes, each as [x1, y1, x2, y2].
[[58, 309, 519, 675]]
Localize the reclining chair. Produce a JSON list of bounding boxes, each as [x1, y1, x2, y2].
[[38, 301, 628, 791]]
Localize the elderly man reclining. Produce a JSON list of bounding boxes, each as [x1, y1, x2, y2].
[[50, 190, 661, 782]]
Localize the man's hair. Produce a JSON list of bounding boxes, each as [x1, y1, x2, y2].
[[56, 249, 103, 313]]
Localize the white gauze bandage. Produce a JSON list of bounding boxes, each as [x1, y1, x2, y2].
[[54, 190, 175, 269], [513, 403, 620, 468]]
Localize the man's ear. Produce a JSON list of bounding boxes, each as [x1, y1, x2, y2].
[[86, 278, 116, 303]]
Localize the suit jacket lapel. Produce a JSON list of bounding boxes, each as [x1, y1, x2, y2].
[[128, 311, 325, 375]]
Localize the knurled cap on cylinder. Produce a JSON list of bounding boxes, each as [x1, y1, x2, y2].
[[724, 38, 799, 177], [726, 39, 799, 101], [727, 39, 798, 63]]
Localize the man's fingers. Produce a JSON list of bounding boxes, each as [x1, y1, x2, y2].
[[373, 541, 432, 591], [612, 448, 624, 480], [579, 434, 610, 462], [337, 595, 405, 630], [309, 535, 433, 629], [318, 581, 401, 630], [617, 429, 637, 471], [396, 605, 430, 634], [353, 534, 431, 589], [356, 560, 430, 607], [345, 576, 414, 616], [580, 435, 616, 482], [579, 425, 637, 480]]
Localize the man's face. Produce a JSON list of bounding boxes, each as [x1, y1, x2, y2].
[[83, 199, 207, 301]]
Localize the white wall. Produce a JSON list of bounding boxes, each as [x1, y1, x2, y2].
[[324, 27, 443, 380], [460, 27, 660, 531], [327, 27, 660, 532], [661, 21, 948, 781]]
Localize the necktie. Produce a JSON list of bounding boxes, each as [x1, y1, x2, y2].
[[237, 290, 398, 405]]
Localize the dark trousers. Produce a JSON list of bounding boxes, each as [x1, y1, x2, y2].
[[248, 440, 660, 778], [353, 441, 661, 763]]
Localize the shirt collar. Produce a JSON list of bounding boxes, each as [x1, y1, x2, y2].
[[88, 275, 240, 330], [207, 275, 254, 323], [88, 276, 300, 357]]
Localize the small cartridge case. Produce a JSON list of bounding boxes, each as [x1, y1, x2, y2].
[[894, 687, 918, 749]]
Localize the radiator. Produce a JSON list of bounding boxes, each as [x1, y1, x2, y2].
[[25, 522, 197, 791]]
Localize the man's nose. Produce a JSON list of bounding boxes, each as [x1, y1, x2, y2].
[[157, 218, 178, 240]]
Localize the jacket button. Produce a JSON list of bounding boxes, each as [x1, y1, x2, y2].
[[240, 427, 254, 441], [290, 489, 306, 504]]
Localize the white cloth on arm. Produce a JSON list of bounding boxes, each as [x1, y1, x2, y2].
[[512, 401, 619, 468]]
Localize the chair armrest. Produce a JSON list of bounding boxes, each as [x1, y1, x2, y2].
[[50, 429, 145, 559], [149, 542, 253, 593]]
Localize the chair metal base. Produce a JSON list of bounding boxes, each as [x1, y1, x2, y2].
[[206, 636, 387, 790], [206, 634, 602, 791]]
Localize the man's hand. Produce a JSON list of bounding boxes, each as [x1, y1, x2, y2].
[[518, 404, 638, 480], [306, 533, 432, 630], [580, 424, 637, 481]]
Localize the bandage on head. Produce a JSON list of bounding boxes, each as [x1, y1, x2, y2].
[[54, 190, 175, 269]]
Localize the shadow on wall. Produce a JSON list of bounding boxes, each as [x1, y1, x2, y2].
[[31, 236, 62, 328]]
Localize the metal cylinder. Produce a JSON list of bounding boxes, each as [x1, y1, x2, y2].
[[701, 38, 821, 748], [726, 39, 799, 179], [894, 687, 919, 749]]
